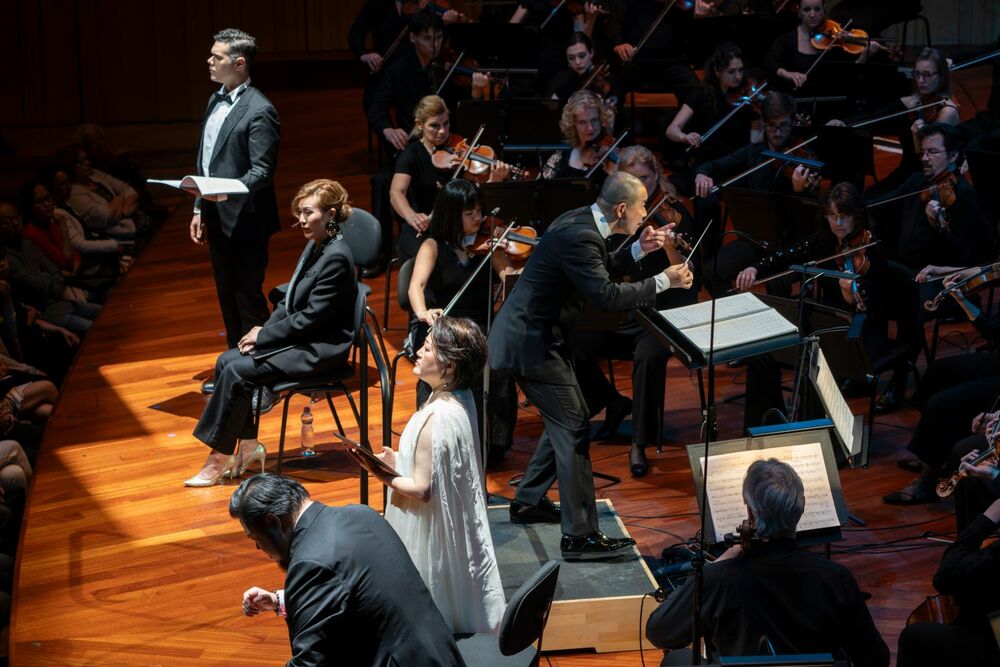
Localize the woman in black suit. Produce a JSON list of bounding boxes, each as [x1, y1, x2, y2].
[[185, 179, 359, 487]]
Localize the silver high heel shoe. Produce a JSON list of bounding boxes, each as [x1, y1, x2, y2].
[[184, 453, 238, 487], [233, 443, 267, 478]]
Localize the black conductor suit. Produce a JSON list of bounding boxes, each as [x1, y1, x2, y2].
[[489, 204, 664, 537], [196, 83, 281, 349]]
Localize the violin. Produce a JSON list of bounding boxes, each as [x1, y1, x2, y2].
[[401, 0, 470, 22], [579, 62, 613, 98], [837, 229, 873, 311], [468, 220, 538, 263], [924, 261, 1000, 312], [723, 510, 757, 552], [774, 144, 821, 189], [563, 0, 609, 16], [936, 400, 1000, 497], [908, 94, 949, 125], [581, 131, 626, 176], [431, 134, 525, 181], [809, 19, 901, 60], [921, 170, 958, 232], [906, 595, 960, 627], [726, 78, 767, 111], [432, 49, 507, 98]]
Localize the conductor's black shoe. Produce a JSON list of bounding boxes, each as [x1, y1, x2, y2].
[[361, 261, 386, 279], [201, 378, 216, 395], [630, 444, 649, 478], [560, 531, 636, 560], [593, 394, 632, 441], [509, 497, 561, 524]]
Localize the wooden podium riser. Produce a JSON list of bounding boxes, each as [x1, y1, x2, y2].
[[545, 593, 658, 653]]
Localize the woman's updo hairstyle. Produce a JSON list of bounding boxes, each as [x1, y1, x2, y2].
[[428, 316, 487, 390], [290, 179, 352, 234]]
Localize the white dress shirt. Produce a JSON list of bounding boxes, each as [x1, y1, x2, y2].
[[590, 203, 671, 292], [200, 78, 251, 177]]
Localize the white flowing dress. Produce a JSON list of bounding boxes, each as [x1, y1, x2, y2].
[[383, 389, 506, 634]]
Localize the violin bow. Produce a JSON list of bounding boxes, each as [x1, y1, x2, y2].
[[434, 49, 466, 97], [632, 0, 677, 61], [381, 26, 410, 66], [866, 184, 938, 208], [584, 129, 630, 178], [442, 215, 518, 316], [540, 0, 568, 31], [579, 62, 611, 93], [451, 123, 486, 180], [687, 80, 769, 154], [738, 238, 880, 290], [801, 18, 853, 83]]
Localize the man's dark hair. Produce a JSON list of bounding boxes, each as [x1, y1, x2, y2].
[[919, 121, 960, 155], [761, 91, 796, 122], [229, 473, 310, 529], [409, 9, 443, 36], [214, 28, 257, 71]]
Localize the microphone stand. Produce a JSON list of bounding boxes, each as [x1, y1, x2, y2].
[[442, 214, 518, 500]]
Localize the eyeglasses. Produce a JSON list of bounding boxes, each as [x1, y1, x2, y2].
[[764, 122, 793, 132], [921, 148, 947, 157], [913, 70, 939, 81]]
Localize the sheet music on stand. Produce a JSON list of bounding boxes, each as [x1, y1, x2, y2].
[[809, 345, 865, 462], [686, 428, 848, 546]]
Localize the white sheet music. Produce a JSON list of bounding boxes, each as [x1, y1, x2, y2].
[[660, 292, 768, 330], [699, 442, 840, 541], [681, 308, 798, 352], [148, 176, 248, 198], [812, 348, 860, 458]]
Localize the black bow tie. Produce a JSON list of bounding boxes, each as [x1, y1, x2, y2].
[[215, 92, 234, 105]]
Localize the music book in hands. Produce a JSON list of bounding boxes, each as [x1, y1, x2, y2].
[[147, 176, 248, 199], [349, 445, 400, 479], [660, 292, 797, 353]]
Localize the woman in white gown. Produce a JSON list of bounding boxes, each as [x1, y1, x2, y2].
[[351, 316, 506, 634]]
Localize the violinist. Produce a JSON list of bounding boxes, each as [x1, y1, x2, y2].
[[646, 459, 889, 667], [695, 92, 820, 296], [545, 32, 618, 104], [348, 0, 411, 118], [509, 1, 592, 83], [896, 490, 1000, 667], [883, 263, 1000, 506], [390, 95, 511, 262], [665, 42, 760, 171], [867, 123, 990, 276], [573, 145, 697, 477], [736, 183, 917, 429], [765, 0, 879, 94], [606, 0, 699, 102], [542, 89, 616, 181], [407, 180, 518, 464]]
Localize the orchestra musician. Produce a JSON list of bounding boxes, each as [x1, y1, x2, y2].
[[389, 95, 510, 262], [489, 172, 693, 558], [542, 89, 616, 181], [694, 92, 820, 296], [348, 0, 411, 118], [545, 32, 619, 104]]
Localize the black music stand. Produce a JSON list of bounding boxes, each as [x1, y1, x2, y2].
[[721, 188, 821, 249], [678, 12, 797, 70], [480, 178, 598, 234], [445, 24, 539, 68], [455, 98, 564, 154], [813, 126, 876, 188]]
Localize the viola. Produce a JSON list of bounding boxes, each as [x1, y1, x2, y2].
[[924, 261, 1000, 312], [809, 19, 901, 60], [837, 229, 873, 311], [431, 134, 525, 181], [921, 170, 958, 232]]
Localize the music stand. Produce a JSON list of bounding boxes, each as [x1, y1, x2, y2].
[[721, 188, 821, 249], [479, 180, 545, 229], [455, 98, 564, 152], [813, 126, 875, 188], [445, 24, 539, 68]]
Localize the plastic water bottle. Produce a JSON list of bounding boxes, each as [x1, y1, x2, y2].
[[300, 406, 316, 457]]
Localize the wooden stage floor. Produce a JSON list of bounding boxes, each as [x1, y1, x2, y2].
[[7, 76, 993, 665]]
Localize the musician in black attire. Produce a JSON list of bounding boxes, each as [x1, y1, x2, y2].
[[510, 0, 585, 86], [605, 0, 698, 101], [883, 272, 1000, 505], [573, 146, 698, 478], [646, 459, 889, 667], [694, 92, 820, 296], [897, 492, 1000, 667], [348, 0, 410, 117], [489, 172, 693, 558], [408, 180, 518, 463]]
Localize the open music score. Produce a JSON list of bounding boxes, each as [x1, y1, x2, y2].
[[660, 292, 797, 353], [812, 347, 863, 460], [698, 442, 840, 543]]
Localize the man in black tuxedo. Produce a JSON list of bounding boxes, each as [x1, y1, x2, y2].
[[191, 28, 280, 394], [234, 474, 465, 667], [489, 172, 694, 558]]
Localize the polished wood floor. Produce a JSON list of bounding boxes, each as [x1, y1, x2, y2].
[[6, 68, 994, 665]]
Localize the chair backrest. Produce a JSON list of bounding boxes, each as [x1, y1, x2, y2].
[[397, 258, 416, 313], [498, 560, 560, 657], [350, 288, 368, 348], [340, 208, 382, 269]]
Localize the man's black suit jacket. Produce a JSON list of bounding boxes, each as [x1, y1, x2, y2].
[[196, 84, 281, 241], [254, 236, 359, 377], [489, 205, 657, 382], [284, 503, 465, 667]]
